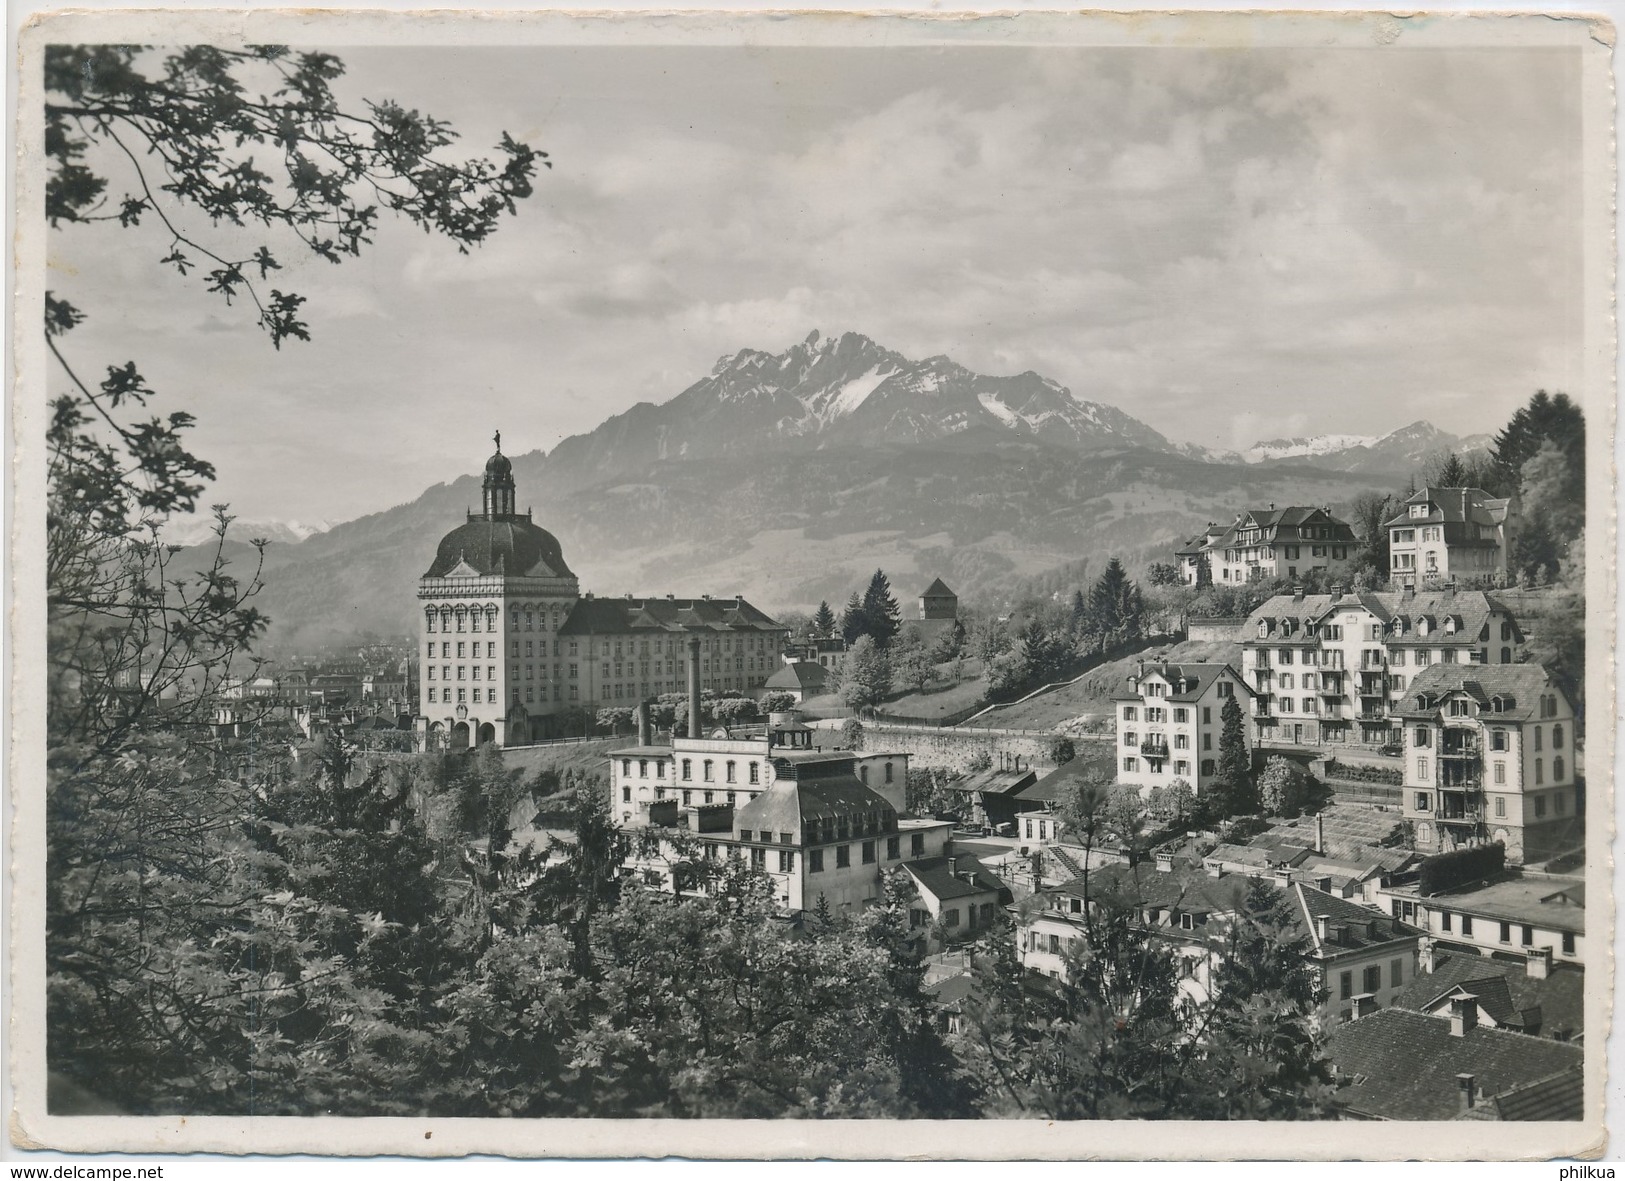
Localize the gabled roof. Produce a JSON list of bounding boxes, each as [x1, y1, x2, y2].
[[920, 577, 956, 598], [765, 661, 829, 692], [948, 766, 1038, 797], [1397, 663, 1571, 722], [904, 854, 1009, 903], [559, 595, 785, 637], [1327, 1007, 1583, 1121], [1131, 662, 1251, 703], [1290, 882, 1421, 954], [1491, 1066, 1584, 1121], [1017, 749, 1118, 803], [1383, 486, 1514, 530]]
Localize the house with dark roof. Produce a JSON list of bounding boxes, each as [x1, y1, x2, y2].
[[1385, 485, 1517, 589], [1113, 661, 1252, 795], [940, 763, 1041, 831], [622, 744, 954, 918], [1377, 870, 1586, 967], [764, 660, 829, 702], [1018, 859, 1421, 1032], [1240, 584, 1520, 750], [916, 577, 960, 642], [1326, 1004, 1582, 1120], [1390, 937, 1583, 1043], [1397, 663, 1579, 864], [1184, 505, 1357, 587], [901, 853, 1012, 950]]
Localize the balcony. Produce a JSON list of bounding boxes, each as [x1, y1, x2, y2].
[[1140, 735, 1170, 758], [1440, 768, 1483, 790], [1440, 734, 1482, 758], [1359, 708, 1387, 721]]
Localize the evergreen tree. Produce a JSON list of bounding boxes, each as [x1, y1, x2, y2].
[[1209, 694, 1255, 817], [1086, 558, 1143, 641], [860, 569, 902, 648], [840, 591, 868, 646], [1492, 389, 1585, 506], [839, 635, 892, 709], [812, 600, 837, 638]]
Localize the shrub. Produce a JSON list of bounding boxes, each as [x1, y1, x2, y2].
[[1417, 842, 1506, 897]]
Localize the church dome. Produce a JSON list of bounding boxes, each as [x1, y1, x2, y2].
[[424, 516, 575, 580]]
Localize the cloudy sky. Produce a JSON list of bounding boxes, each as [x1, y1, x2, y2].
[[50, 39, 1585, 526]]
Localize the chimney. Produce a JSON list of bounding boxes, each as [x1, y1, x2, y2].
[[1352, 994, 1379, 1020], [948, 855, 958, 876], [1449, 995, 1478, 1038], [1456, 1073, 1477, 1112], [636, 700, 653, 747], [1269, 502, 1275, 511], [1292, 585, 1305, 602], [1418, 936, 1436, 974], [1330, 583, 1344, 601], [687, 637, 703, 739], [1156, 851, 1174, 874], [1526, 946, 1553, 979], [1314, 813, 1325, 855], [1314, 914, 1330, 943], [1205, 862, 1224, 879]]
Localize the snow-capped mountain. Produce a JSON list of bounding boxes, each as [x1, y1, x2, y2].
[[540, 330, 1172, 484], [1227, 421, 1492, 473], [159, 515, 334, 548]]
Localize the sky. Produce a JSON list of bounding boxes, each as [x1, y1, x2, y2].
[[48, 40, 1586, 526]]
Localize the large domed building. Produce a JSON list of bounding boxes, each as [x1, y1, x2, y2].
[[417, 436, 789, 749]]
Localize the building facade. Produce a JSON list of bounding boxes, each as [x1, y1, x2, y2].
[[1241, 586, 1520, 749], [1396, 664, 1579, 863], [1385, 486, 1516, 589], [1113, 662, 1251, 794], [1178, 506, 1357, 586], [417, 439, 787, 748]]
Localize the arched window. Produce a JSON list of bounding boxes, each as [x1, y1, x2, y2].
[[1258, 621, 1269, 638], [454, 606, 467, 632], [1490, 696, 1503, 713], [1534, 758, 1545, 785], [1554, 756, 1565, 781], [440, 607, 452, 633], [470, 609, 481, 632], [1552, 724, 1564, 749], [426, 608, 437, 633], [726, 761, 736, 783], [485, 605, 499, 631]]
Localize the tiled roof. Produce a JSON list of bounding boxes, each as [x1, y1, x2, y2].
[[904, 854, 1010, 903], [1328, 1007, 1583, 1121], [1291, 882, 1420, 954], [1390, 952, 1584, 1040], [1208, 506, 1357, 550], [1017, 749, 1118, 803], [1382, 486, 1514, 536], [559, 595, 785, 637], [948, 766, 1037, 797], [765, 661, 829, 692], [1243, 588, 1511, 647], [1492, 1066, 1584, 1121], [1133, 662, 1251, 702], [735, 776, 894, 840], [1397, 663, 1569, 722]]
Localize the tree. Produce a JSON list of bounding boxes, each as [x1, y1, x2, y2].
[[840, 591, 868, 646], [1208, 695, 1255, 817], [891, 627, 934, 694], [1424, 450, 1469, 489], [812, 600, 837, 638], [840, 717, 865, 750], [840, 635, 892, 709], [1145, 561, 1180, 587], [1514, 439, 1585, 583], [46, 46, 539, 744], [1049, 737, 1076, 766], [761, 691, 798, 715], [1087, 558, 1143, 643], [970, 616, 1009, 666], [860, 569, 902, 649], [1346, 490, 1399, 582], [1257, 755, 1306, 818], [1492, 389, 1585, 507]]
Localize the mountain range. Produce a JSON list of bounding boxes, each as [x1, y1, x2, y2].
[[196, 331, 1491, 653]]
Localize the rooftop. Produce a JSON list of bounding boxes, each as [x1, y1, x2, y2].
[[1390, 949, 1584, 1041], [1394, 872, 1586, 934], [558, 595, 785, 637], [1327, 1006, 1583, 1121], [904, 854, 1010, 903], [1397, 663, 1571, 722]]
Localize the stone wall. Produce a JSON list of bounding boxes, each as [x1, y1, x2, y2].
[[859, 722, 1110, 775]]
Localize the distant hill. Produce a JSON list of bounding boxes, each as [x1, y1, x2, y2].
[[197, 330, 1478, 650]]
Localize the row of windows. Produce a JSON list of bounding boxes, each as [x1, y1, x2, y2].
[[1122, 730, 1205, 751], [1121, 706, 1208, 724], [426, 665, 496, 681], [1415, 756, 1566, 785], [1414, 789, 1568, 817], [427, 686, 496, 704], [1415, 724, 1564, 750], [1336, 959, 1405, 1000], [1123, 757, 1211, 777], [1429, 907, 1577, 954], [430, 641, 497, 659]]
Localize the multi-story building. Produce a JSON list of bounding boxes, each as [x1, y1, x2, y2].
[[1177, 505, 1358, 586], [626, 752, 952, 917], [1377, 871, 1585, 964], [1395, 664, 1579, 863], [1241, 586, 1520, 749], [1175, 522, 1230, 586], [1385, 486, 1516, 589], [1018, 863, 1420, 1031], [417, 438, 787, 748], [1113, 662, 1251, 794]]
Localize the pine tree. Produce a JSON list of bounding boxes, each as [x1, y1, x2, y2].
[[861, 569, 902, 648], [812, 600, 836, 638], [1209, 694, 1255, 817], [840, 591, 868, 646]]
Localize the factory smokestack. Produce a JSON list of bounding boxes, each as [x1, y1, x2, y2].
[[636, 699, 653, 747], [687, 637, 703, 739]]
